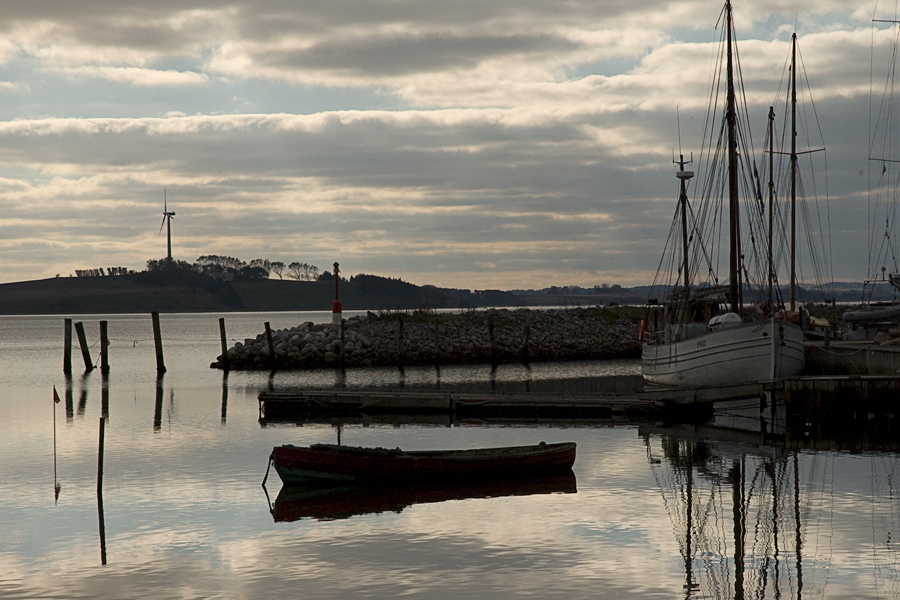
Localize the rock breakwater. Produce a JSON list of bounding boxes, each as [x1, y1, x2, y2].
[[211, 307, 642, 370]]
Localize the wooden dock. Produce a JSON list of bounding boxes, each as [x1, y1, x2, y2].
[[806, 341, 900, 375], [258, 389, 655, 422]]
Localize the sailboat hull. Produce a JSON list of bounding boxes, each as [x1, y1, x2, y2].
[[641, 319, 805, 388]]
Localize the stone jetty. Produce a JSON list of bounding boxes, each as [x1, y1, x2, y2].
[[211, 306, 642, 370]]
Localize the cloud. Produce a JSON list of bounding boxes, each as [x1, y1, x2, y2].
[[57, 66, 209, 86]]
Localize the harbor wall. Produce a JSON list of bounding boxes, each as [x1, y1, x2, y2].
[[211, 306, 642, 370]]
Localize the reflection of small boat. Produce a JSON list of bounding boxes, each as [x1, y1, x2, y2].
[[270, 441, 576, 484], [272, 470, 577, 522]]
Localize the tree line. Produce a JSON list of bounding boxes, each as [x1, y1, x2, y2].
[[140, 256, 323, 281], [75, 267, 133, 277]]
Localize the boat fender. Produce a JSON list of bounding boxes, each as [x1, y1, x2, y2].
[[638, 320, 646, 342]]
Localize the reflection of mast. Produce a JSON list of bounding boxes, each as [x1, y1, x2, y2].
[[685, 446, 693, 598], [731, 459, 745, 600], [794, 452, 803, 599]]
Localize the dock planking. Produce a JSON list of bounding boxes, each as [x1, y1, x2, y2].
[[258, 389, 655, 421]]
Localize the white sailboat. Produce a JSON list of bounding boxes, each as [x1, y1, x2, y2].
[[641, 1, 808, 391]]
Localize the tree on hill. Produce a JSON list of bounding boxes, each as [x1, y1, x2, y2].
[[270, 261, 285, 279], [195, 255, 246, 274], [288, 262, 320, 281]]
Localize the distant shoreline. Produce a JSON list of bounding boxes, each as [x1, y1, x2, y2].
[[0, 274, 876, 315]]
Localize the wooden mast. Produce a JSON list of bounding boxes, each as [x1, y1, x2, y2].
[[726, 0, 742, 315], [790, 32, 798, 312]]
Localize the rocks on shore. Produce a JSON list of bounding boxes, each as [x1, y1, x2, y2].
[[210, 307, 642, 370]]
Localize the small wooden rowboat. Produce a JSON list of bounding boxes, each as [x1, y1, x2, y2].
[[268, 441, 576, 485]]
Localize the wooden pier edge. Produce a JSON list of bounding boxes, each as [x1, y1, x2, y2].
[[258, 389, 655, 421]]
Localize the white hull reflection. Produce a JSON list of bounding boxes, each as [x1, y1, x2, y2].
[[641, 318, 805, 388]]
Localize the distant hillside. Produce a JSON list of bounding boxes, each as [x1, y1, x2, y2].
[[0, 273, 524, 315], [0, 273, 886, 315]]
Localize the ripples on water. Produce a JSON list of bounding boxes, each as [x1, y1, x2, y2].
[[1, 312, 899, 599]]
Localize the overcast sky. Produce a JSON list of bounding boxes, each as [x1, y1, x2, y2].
[[0, 0, 893, 288]]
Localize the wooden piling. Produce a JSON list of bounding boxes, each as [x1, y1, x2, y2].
[[264, 322, 276, 370], [218, 317, 229, 371], [151, 312, 166, 373], [74, 321, 94, 372], [63, 318, 72, 376], [99, 320, 109, 373]]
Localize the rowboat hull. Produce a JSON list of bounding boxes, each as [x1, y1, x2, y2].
[[641, 318, 805, 388], [271, 442, 577, 485]]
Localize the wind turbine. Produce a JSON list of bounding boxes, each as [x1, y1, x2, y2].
[[159, 187, 175, 260]]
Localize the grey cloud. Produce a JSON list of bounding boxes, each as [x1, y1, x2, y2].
[[257, 34, 579, 77]]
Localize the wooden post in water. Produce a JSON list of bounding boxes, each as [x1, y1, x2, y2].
[[63, 319, 72, 376], [99, 320, 110, 374], [218, 317, 229, 371], [264, 322, 276, 370], [151, 312, 166, 373], [74, 322, 94, 373]]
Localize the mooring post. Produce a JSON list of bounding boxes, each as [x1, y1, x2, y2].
[[99, 320, 110, 374], [151, 312, 166, 373], [264, 322, 276, 370], [218, 317, 229, 371], [397, 314, 405, 367], [74, 322, 94, 373], [63, 318, 72, 376], [101, 374, 109, 420]]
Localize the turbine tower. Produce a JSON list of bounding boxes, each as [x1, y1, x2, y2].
[[159, 188, 175, 260]]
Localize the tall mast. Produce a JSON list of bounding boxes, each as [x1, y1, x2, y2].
[[726, 0, 742, 314], [790, 32, 798, 312], [676, 154, 694, 301], [768, 106, 775, 308]]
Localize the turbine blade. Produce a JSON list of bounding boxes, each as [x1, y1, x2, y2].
[[159, 216, 166, 234]]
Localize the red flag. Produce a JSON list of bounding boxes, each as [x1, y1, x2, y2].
[[53, 386, 61, 404]]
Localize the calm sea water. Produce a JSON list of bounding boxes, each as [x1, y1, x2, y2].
[[1, 311, 898, 599]]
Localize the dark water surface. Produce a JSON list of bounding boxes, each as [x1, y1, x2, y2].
[[1, 312, 899, 599]]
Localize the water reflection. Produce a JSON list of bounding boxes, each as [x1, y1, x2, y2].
[[643, 421, 900, 599], [153, 375, 163, 430], [270, 470, 577, 522], [220, 373, 228, 424], [78, 374, 89, 416], [65, 376, 74, 421]]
